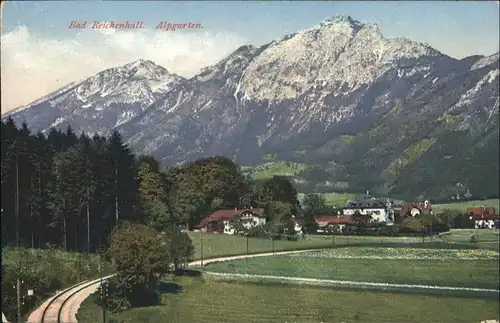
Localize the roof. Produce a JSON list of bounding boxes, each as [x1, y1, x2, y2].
[[198, 208, 264, 227], [315, 216, 354, 225], [401, 203, 432, 216], [345, 198, 387, 209], [467, 207, 496, 216]]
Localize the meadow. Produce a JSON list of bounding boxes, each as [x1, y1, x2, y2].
[[204, 246, 500, 290], [76, 275, 500, 323], [187, 228, 500, 261], [433, 198, 500, 213], [297, 192, 358, 207], [241, 161, 314, 180], [186, 231, 433, 260], [440, 228, 500, 251], [77, 229, 500, 322]]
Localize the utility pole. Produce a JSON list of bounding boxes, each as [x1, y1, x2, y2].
[[246, 233, 249, 265], [246, 234, 249, 255], [200, 231, 204, 269], [101, 281, 107, 323], [272, 235, 275, 255], [99, 249, 107, 323], [16, 279, 21, 323]]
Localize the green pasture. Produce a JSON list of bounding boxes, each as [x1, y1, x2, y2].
[[241, 161, 314, 180], [187, 228, 500, 261], [297, 192, 358, 207], [441, 228, 500, 251], [433, 198, 500, 213], [186, 231, 434, 260], [76, 229, 500, 323], [76, 275, 500, 323], [204, 247, 500, 290]]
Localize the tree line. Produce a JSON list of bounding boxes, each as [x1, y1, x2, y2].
[[1, 118, 307, 254]]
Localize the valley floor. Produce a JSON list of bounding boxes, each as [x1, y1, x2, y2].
[[76, 276, 500, 323]]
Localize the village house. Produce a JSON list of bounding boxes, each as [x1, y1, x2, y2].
[[400, 200, 433, 217], [315, 216, 353, 233], [341, 198, 395, 224], [467, 207, 498, 229], [197, 208, 265, 235], [315, 212, 379, 233], [287, 216, 304, 234]]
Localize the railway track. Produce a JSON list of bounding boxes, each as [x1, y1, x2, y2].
[[27, 249, 319, 323], [26, 275, 114, 323]]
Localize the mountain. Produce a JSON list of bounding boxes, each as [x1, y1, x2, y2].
[[3, 59, 186, 136], [3, 16, 499, 200]]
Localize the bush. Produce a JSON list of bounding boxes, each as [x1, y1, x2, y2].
[[1, 247, 112, 321], [469, 234, 479, 243], [246, 226, 267, 238], [95, 276, 132, 313], [285, 234, 299, 241], [106, 222, 178, 310]]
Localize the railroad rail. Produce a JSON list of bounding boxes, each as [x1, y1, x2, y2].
[[25, 275, 114, 323]]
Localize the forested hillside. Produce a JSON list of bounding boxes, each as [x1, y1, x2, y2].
[[1, 118, 302, 253]]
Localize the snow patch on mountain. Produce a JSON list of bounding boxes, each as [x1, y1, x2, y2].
[[3, 82, 78, 116], [471, 53, 500, 71], [454, 70, 500, 108], [50, 117, 65, 128], [3, 59, 186, 135], [240, 15, 439, 102]]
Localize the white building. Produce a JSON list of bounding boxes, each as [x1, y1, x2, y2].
[[342, 198, 395, 225], [223, 209, 266, 235], [472, 219, 496, 229], [197, 208, 266, 235]]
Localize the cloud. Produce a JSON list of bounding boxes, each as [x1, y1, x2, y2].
[[1, 25, 248, 113]]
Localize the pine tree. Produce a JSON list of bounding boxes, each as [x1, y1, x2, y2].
[[105, 131, 142, 224], [137, 162, 170, 231]]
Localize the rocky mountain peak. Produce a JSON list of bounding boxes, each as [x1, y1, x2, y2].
[[119, 59, 171, 80], [237, 16, 445, 103], [319, 15, 365, 30]]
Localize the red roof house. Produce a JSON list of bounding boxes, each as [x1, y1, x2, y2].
[[467, 207, 497, 221], [197, 208, 264, 233], [315, 216, 354, 226]]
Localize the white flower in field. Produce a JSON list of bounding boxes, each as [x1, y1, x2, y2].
[[289, 247, 499, 260]]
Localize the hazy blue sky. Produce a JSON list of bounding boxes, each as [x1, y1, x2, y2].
[[1, 1, 499, 112]]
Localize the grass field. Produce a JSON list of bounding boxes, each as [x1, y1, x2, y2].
[[241, 161, 315, 180], [186, 231, 437, 260], [187, 228, 500, 260], [441, 228, 500, 251], [76, 229, 500, 323], [297, 192, 358, 207], [204, 247, 500, 290], [76, 275, 500, 323], [433, 198, 500, 213]]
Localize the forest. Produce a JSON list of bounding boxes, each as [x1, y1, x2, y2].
[[1, 118, 304, 254]]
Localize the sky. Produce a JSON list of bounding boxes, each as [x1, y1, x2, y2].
[[1, 1, 499, 113]]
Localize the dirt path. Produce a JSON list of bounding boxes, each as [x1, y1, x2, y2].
[[26, 249, 321, 323], [204, 272, 500, 293]]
